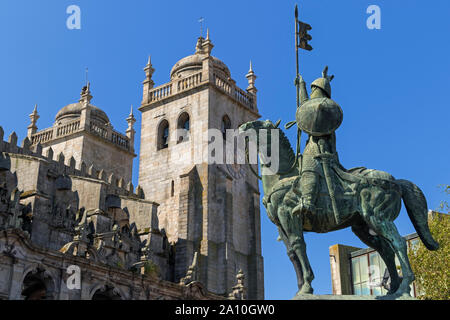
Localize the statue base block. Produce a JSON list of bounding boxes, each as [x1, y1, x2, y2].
[[293, 294, 417, 300]]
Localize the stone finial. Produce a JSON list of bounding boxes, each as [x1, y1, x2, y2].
[[195, 36, 204, 54], [127, 182, 134, 194], [142, 56, 155, 105], [21, 137, 31, 153], [198, 29, 214, 56], [108, 173, 115, 185], [143, 55, 155, 88], [79, 82, 93, 104], [246, 61, 257, 94], [69, 157, 76, 171], [126, 105, 136, 128], [80, 161, 87, 175], [135, 185, 144, 199], [98, 169, 106, 181], [8, 132, 18, 146], [46, 147, 54, 160], [33, 142, 42, 156], [27, 104, 39, 139], [88, 164, 95, 177], [180, 252, 199, 285], [126, 105, 136, 152], [228, 269, 247, 300], [57, 152, 65, 165]]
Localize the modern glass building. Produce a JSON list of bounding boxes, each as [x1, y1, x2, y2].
[[329, 210, 447, 297], [329, 233, 422, 297], [348, 233, 421, 297]]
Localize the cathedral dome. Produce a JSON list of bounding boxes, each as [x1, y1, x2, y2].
[[55, 102, 110, 125], [169, 35, 230, 80], [170, 54, 230, 80]]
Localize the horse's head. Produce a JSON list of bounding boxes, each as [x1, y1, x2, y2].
[[239, 119, 296, 177], [238, 119, 281, 134]]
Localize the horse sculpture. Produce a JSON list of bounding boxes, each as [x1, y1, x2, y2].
[[239, 119, 439, 298]]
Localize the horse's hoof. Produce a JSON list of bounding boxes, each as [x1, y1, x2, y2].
[[298, 285, 314, 295]]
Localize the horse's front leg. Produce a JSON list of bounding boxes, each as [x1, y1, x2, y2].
[[278, 204, 314, 295], [277, 226, 304, 291]]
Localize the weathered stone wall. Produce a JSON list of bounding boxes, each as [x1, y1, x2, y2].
[[0, 229, 224, 300], [138, 87, 210, 242], [79, 134, 134, 182], [138, 62, 264, 298], [41, 133, 134, 184]]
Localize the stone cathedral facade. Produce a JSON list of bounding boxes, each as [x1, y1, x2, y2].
[[0, 35, 263, 300]]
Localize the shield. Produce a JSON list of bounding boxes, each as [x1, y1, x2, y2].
[[296, 97, 343, 136]]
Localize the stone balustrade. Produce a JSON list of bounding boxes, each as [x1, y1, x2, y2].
[[177, 72, 202, 92], [31, 127, 53, 144], [89, 120, 108, 139], [112, 131, 129, 149], [148, 83, 173, 102], [145, 71, 255, 110], [56, 119, 81, 138], [31, 118, 131, 152]]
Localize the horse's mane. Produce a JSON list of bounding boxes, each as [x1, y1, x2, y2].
[[273, 127, 296, 167]]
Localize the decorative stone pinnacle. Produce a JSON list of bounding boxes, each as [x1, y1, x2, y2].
[[237, 269, 245, 283], [79, 81, 93, 104], [29, 104, 39, 125], [127, 105, 136, 126], [200, 31, 214, 56], [195, 37, 204, 54], [228, 269, 247, 300], [144, 55, 155, 84], [129, 105, 134, 117], [180, 252, 199, 285], [27, 104, 40, 137], [246, 61, 257, 94]]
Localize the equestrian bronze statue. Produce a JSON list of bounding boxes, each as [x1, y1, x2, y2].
[[239, 5, 438, 298], [239, 71, 439, 297]]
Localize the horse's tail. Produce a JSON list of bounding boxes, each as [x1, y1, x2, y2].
[[397, 179, 439, 250]]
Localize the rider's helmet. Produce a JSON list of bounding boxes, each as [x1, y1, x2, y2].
[[310, 66, 333, 99], [296, 66, 342, 136]]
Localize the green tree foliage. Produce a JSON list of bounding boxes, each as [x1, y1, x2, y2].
[[143, 261, 160, 278], [408, 185, 449, 300]]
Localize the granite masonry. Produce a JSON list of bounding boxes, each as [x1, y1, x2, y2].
[[0, 34, 262, 300]]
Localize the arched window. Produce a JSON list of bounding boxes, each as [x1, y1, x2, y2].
[[177, 112, 190, 143], [157, 120, 169, 150], [21, 269, 55, 300], [22, 274, 47, 300], [221, 115, 231, 140], [92, 286, 122, 300]]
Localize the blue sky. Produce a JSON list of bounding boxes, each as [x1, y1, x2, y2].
[[0, 1, 449, 299]]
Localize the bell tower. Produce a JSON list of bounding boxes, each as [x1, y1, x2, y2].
[[138, 34, 264, 299]]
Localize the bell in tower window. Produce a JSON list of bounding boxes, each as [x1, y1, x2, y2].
[[177, 112, 190, 143], [221, 115, 231, 140], [158, 120, 170, 149]]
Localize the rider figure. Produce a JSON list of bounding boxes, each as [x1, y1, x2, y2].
[[293, 67, 340, 216]]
